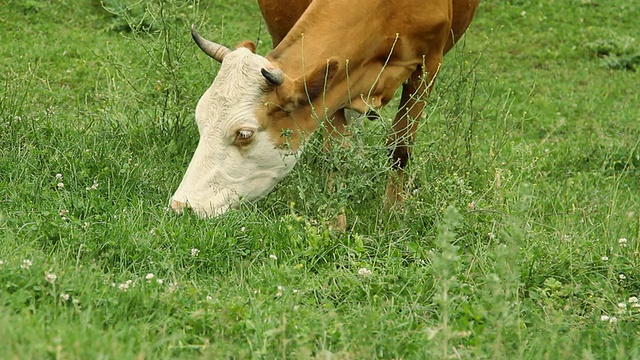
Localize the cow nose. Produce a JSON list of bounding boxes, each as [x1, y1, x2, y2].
[[171, 199, 187, 212]]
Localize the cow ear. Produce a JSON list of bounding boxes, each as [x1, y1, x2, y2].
[[236, 40, 257, 53], [294, 58, 339, 104]]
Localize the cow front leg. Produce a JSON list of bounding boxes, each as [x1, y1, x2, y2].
[[323, 108, 349, 230], [385, 55, 441, 208]]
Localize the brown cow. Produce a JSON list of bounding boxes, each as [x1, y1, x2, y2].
[[171, 0, 481, 218]]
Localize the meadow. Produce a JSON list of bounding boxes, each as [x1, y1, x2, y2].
[[1, 0, 639, 358]]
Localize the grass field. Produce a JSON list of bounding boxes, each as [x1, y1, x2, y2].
[[1, 0, 639, 358]]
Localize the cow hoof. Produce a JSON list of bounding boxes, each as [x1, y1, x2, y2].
[[327, 209, 347, 232]]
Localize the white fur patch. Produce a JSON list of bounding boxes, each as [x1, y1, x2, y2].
[[171, 48, 299, 217]]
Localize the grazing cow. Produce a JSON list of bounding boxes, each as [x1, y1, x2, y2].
[[171, 0, 481, 217]]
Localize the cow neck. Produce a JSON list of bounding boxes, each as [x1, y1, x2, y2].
[[264, 2, 425, 117]]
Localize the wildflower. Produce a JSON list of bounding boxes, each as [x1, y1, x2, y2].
[[60, 293, 70, 301], [562, 234, 571, 242], [609, 316, 618, 324], [168, 282, 178, 293], [145, 273, 155, 282], [468, 201, 475, 210], [600, 315, 610, 322], [85, 180, 99, 191], [57, 182, 64, 189], [292, 289, 299, 294], [156, 278, 164, 285], [631, 303, 640, 309], [59, 209, 68, 217], [276, 285, 284, 297], [72, 298, 80, 305], [21, 259, 32, 269], [269, 254, 278, 260], [619, 238, 628, 247], [44, 269, 57, 284], [240, 226, 246, 232], [619, 273, 627, 280], [118, 280, 132, 292], [601, 256, 609, 261], [206, 295, 213, 301], [488, 232, 496, 240], [358, 267, 372, 276], [521, 11, 527, 16], [629, 296, 638, 303], [0, 260, 3, 268], [55, 173, 63, 181], [618, 302, 627, 309], [191, 248, 200, 257]]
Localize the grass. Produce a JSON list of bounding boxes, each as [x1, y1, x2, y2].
[[1, 0, 640, 358]]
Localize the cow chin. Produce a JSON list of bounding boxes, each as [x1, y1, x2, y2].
[[170, 171, 291, 218], [170, 188, 240, 218], [170, 153, 299, 218]]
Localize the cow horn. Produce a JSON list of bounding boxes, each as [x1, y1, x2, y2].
[[261, 68, 284, 86], [191, 24, 230, 62]]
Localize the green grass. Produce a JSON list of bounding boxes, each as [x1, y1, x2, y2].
[[1, 0, 640, 358]]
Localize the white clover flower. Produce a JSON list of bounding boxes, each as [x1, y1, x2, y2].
[[240, 226, 246, 232], [269, 254, 278, 260], [57, 182, 64, 189], [72, 298, 80, 305], [618, 302, 627, 309], [600, 315, 610, 322], [631, 303, 640, 309], [59, 209, 68, 217], [276, 285, 284, 297], [21, 259, 32, 269], [521, 11, 527, 16], [0, 260, 3, 267], [118, 282, 130, 291], [60, 293, 70, 301], [487, 232, 496, 240], [44, 269, 57, 284], [619, 273, 627, 280], [168, 282, 178, 293], [86, 180, 99, 191], [145, 273, 155, 282], [601, 256, 609, 261], [358, 267, 372, 276], [292, 289, 299, 294], [55, 173, 63, 181], [206, 295, 213, 301], [191, 248, 200, 257], [609, 316, 618, 323], [156, 278, 164, 285], [619, 238, 628, 247], [629, 296, 639, 303]]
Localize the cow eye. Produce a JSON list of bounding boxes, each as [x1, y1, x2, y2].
[[235, 129, 255, 144]]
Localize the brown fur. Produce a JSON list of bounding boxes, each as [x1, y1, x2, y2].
[[256, 0, 481, 205]]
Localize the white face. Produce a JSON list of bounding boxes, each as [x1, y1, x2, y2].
[[171, 48, 299, 217]]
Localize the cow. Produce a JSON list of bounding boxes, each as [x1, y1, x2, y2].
[[171, 0, 481, 218]]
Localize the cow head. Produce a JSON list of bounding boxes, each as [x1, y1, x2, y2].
[[170, 26, 338, 217]]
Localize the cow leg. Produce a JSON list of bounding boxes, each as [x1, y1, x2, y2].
[[323, 108, 349, 230], [385, 54, 442, 208]]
